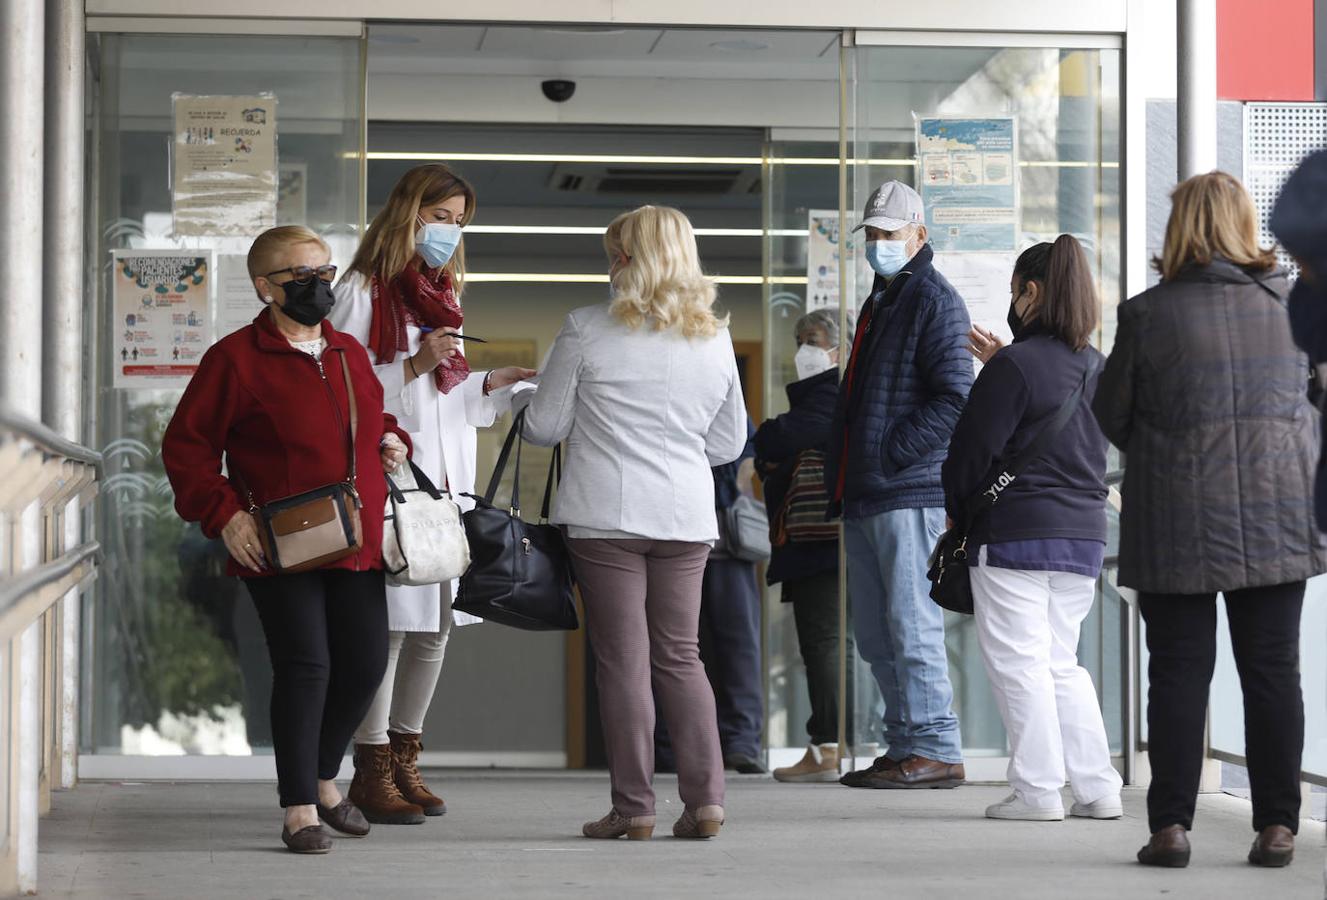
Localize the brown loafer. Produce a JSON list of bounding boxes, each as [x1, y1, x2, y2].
[[281, 824, 333, 855], [839, 754, 902, 788], [1248, 824, 1294, 867], [870, 754, 965, 789], [317, 798, 370, 837], [1137, 824, 1191, 868]]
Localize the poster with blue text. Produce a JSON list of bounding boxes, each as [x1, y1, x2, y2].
[[917, 117, 1018, 252]]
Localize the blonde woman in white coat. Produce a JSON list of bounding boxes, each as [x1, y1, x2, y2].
[[331, 164, 532, 824]]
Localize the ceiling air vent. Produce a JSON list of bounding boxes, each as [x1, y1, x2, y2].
[[548, 164, 758, 195]]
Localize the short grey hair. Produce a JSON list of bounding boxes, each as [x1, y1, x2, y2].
[[794, 307, 855, 346]]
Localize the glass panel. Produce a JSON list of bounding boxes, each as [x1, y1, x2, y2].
[[846, 44, 1123, 758], [1211, 576, 1327, 775], [83, 33, 364, 755]]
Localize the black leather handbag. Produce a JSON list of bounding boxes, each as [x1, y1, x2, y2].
[[928, 356, 1099, 615], [454, 410, 579, 631]]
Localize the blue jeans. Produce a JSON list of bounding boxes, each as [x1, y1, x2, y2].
[[845, 507, 962, 764]]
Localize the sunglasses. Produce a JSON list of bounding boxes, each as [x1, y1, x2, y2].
[[265, 265, 338, 285]]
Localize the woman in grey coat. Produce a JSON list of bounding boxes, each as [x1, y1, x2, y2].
[[1094, 171, 1327, 870]]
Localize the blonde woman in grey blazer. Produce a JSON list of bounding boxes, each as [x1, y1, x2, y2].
[[514, 205, 747, 842]]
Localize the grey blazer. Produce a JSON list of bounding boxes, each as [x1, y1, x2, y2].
[[513, 303, 748, 542]]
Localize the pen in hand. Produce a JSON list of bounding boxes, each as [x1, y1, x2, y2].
[[418, 326, 487, 343]]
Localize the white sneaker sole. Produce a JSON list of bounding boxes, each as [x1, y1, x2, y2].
[[1070, 803, 1123, 820], [986, 806, 1065, 821], [772, 769, 841, 784]]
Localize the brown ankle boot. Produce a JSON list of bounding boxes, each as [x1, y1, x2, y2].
[[347, 743, 425, 825], [389, 730, 446, 816]]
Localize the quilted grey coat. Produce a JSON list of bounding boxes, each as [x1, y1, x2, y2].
[[1093, 260, 1327, 594]]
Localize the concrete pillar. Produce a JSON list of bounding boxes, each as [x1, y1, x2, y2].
[[1, 0, 45, 891], [1177, 0, 1218, 178], [43, 0, 86, 794]]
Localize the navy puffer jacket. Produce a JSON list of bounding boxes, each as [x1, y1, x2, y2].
[[826, 244, 974, 519]]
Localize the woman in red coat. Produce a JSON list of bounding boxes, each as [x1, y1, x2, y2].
[[163, 226, 422, 855]]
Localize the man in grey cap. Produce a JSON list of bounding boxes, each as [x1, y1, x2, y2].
[[825, 180, 972, 788]]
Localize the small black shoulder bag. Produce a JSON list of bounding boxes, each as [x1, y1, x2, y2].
[[927, 356, 1100, 615]]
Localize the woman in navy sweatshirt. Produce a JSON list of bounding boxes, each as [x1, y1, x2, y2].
[[941, 236, 1122, 824]]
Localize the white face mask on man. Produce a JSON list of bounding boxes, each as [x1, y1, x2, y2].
[[794, 343, 835, 380]]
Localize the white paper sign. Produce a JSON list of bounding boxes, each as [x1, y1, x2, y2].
[[933, 251, 1018, 345], [215, 254, 263, 341]]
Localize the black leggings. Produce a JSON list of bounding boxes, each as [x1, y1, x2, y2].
[[245, 569, 389, 807], [1140, 581, 1305, 835]]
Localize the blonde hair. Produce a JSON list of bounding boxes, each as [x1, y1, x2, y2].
[[347, 164, 476, 293], [604, 205, 725, 338], [246, 225, 329, 298], [1155, 171, 1277, 281]]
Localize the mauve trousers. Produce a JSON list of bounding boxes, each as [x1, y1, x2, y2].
[[568, 538, 725, 818]]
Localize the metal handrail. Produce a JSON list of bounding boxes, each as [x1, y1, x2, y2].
[[0, 542, 100, 642], [0, 405, 102, 468]]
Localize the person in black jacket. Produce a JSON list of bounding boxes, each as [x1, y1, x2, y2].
[[1095, 171, 1326, 869], [1270, 148, 1327, 530], [756, 308, 855, 782], [828, 181, 972, 790], [943, 236, 1122, 825]]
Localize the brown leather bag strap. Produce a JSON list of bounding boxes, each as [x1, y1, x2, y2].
[[336, 347, 358, 483]]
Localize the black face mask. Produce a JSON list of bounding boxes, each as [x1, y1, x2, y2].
[[277, 278, 335, 326], [1007, 291, 1027, 339]]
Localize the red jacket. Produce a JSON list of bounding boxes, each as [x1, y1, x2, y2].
[[163, 309, 412, 577]]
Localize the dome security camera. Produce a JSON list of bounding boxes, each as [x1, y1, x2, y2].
[[541, 80, 577, 103]]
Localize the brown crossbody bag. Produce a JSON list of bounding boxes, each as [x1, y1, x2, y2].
[[243, 347, 364, 574]]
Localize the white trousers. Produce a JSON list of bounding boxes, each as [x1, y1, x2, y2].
[[971, 550, 1122, 809], [353, 606, 453, 745]]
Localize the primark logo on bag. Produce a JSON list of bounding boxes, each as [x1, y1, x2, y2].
[[983, 471, 1016, 503]]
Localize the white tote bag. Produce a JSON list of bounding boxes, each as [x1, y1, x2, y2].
[[382, 461, 471, 586]]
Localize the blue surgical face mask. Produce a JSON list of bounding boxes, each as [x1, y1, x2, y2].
[[865, 239, 911, 279], [415, 218, 462, 269]]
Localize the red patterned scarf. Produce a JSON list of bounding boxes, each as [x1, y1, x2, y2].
[[368, 267, 470, 395]]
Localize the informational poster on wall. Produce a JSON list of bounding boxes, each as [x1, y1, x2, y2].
[[933, 252, 1019, 348], [215, 253, 262, 340], [172, 93, 278, 237], [806, 210, 873, 311], [112, 251, 211, 389], [917, 117, 1018, 253]]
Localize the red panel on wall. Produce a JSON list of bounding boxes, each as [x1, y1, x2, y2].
[[1217, 0, 1315, 100]]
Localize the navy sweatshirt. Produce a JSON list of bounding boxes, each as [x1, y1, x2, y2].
[[941, 323, 1108, 553]]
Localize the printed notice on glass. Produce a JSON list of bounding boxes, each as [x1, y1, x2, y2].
[[806, 210, 873, 312], [112, 251, 211, 389], [933, 252, 1018, 349], [172, 93, 278, 237], [917, 117, 1018, 252], [215, 253, 263, 341]]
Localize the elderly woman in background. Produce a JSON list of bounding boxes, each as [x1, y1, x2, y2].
[[516, 205, 747, 841], [163, 226, 412, 854], [1094, 172, 1327, 869], [756, 307, 855, 783]]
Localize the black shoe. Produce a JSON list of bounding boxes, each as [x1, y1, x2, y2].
[[724, 753, 768, 775], [839, 754, 901, 788]]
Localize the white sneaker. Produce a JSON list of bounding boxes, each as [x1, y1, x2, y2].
[[1070, 795, 1124, 819], [985, 793, 1065, 821]]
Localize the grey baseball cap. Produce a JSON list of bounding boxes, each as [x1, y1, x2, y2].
[[852, 181, 925, 232]]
